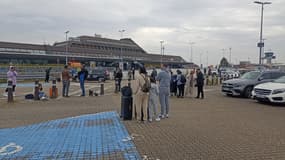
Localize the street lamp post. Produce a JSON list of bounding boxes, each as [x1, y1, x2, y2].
[[189, 42, 195, 62], [254, 1, 272, 65], [160, 40, 164, 65], [118, 29, 125, 63], [199, 53, 203, 68], [222, 48, 226, 58], [229, 47, 232, 64], [65, 31, 69, 65]]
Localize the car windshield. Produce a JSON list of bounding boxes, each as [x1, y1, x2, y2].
[[240, 71, 260, 80], [273, 76, 285, 83], [89, 69, 105, 74]]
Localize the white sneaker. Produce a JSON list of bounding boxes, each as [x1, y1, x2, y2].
[[166, 114, 169, 118], [148, 119, 152, 122], [155, 117, 161, 121], [160, 115, 165, 119]]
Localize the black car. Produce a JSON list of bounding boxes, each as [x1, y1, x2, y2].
[[86, 68, 110, 82]]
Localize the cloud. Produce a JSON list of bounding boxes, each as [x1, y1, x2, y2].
[[0, 0, 284, 65]]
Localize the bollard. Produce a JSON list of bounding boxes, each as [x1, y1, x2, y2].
[[7, 80, 13, 103], [34, 80, 40, 100], [50, 79, 58, 99], [100, 83, 104, 95]]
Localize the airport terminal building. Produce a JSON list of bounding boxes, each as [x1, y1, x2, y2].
[[0, 35, 194, 69]]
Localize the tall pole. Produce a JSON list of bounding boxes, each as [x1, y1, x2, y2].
[[222, 48, 225, 57], [189, 42, 195, 62], [118, 29, 125, 63], [229, 47, 232, 64], [254, 1, 271, 65], [199, 53, 203, 68], [160, 40, 164, 66], [65, 31, 69, 65]]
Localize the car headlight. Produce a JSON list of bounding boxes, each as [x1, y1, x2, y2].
[[233, 84, 242, 88], [272, 89, 285, 95]]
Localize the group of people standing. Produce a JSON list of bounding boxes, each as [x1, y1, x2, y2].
[[133, 64, 171, 123], [170, 68, 204, 99], [132, 66, 205, 123]]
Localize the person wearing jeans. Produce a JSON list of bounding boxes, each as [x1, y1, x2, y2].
[[196, 68, 204, 99], [148, 77, 160, 122], [78, 65, 88, 96], [62, 65, 71, 97], [156, 64, 171, 118], [4, 66, 17, 97]]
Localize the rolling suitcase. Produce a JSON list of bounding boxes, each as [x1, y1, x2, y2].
[[121, 86, 133, 120]]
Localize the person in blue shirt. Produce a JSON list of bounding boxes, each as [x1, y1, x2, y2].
[[77, 65, 88, 96], [156, 64, 171, 119]]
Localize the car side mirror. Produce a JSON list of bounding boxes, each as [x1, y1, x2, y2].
[[258, 77, 263, 81]]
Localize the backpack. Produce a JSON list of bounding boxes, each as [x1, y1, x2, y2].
[[180, 75, 186, 83], [141, 74, 151, 93]]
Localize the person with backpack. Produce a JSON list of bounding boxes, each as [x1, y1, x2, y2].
[[156, 64, 171, 119], [148, 77, 160, 122], [133, 66, 150, 122], [176, 69, 186, 98]]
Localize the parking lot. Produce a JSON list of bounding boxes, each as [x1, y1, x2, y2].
[[1, 81, 285, 159]]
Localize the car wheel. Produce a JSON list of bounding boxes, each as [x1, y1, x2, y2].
[[243, 86, 253, 98]]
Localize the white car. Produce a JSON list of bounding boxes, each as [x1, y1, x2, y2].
[[252, 76, 285, 103]]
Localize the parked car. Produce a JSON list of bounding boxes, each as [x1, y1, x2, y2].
[[222, 70, 285, 98], [221, 70, 239, 79], [252, 76, 285, 104], [86, 68, 110, 82]]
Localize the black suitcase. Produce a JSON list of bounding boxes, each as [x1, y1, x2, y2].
[[121, 86, 133, 120], [121, 96, 133, 120]]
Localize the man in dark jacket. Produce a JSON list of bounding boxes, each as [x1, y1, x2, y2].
[[78, 65, 88, 96], [114, 67, 123, 92], [45, 67, 52, 83], [196, 68, 204, 99]]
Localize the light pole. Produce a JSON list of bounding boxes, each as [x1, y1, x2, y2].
[[189, 42, 195, 62], [222, 48, 226, 58], [118, 29, 125, 63], [254, 1, 271, 65], [65, 30, 69, 65], [199, 53, 203, 68], [160, 40, 164, 65], [229, 47, 232, 64]]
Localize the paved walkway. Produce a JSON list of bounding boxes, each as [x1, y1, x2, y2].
[[1, 83, 285, 160], [0, 111, 140, 160]]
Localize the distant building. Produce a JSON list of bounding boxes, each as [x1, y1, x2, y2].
[[0, 35, 194, 69]]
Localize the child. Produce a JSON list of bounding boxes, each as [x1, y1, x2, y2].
[[148, 77, 160, 122], [38, 83, 48, 100]]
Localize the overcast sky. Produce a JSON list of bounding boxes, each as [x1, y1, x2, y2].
[[0, 0, 284, 66]]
